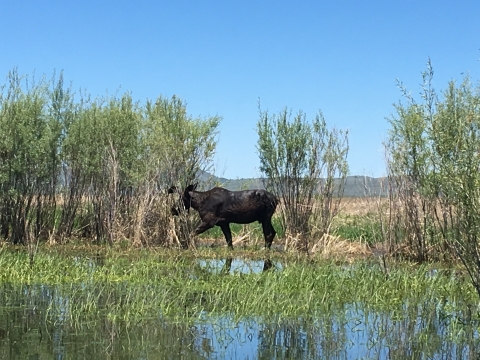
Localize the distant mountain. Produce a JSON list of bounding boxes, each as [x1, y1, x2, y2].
[[199, 172, 388, 197]]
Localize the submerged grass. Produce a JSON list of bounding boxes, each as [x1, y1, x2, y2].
[[0, 245, 477, 327]]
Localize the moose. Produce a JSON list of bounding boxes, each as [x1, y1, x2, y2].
[[168, 184, 278, 249]]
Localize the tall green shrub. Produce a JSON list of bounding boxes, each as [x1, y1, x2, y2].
[[142, 95, 221, 248], [143, 95, 220, 186], [0, 69, 64, 244], [387, 60, 480, 294], [257, 105, 349, 250], [0, 69, 221, 248]]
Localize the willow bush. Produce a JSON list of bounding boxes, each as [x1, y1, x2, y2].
[[257, 105, 349, 250], [141, 96, 220, 248], [0, 69, 64, 245], [386, 60, 480, 295], [0, 69, 220, 248]]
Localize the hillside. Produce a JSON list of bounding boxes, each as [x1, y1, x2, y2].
[[199, 172, 387, 197]]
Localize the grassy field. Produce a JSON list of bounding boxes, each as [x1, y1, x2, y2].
[[1, 241, 478, 360], [0, 243, 475, 324]]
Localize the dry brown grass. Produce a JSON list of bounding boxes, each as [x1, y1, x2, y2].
[[266, 231, 373, 260], [310, 233, 371, 259], [338, 197, 389, 217]]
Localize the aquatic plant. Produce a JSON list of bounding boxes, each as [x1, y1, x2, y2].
[[0, 247, 476, 323]]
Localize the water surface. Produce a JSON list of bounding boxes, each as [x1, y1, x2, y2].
[[0, 280, 477, 359]]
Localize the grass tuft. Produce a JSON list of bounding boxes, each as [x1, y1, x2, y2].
[[0, 245, 475, 328]]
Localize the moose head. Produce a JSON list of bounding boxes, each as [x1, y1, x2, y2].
[[167, 183, 198, 214]]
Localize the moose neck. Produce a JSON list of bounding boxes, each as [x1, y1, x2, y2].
[[189, 190, 208, 210]]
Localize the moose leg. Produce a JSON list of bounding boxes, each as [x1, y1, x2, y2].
[[219, 223, 233, 248], [195, 220, 215, 235], [262, 219, 276, 249], [221, 258, 233, 274]]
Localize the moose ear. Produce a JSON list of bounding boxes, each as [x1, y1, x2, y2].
[[167, 186, 177, 194], [186, 183, 198, 192]]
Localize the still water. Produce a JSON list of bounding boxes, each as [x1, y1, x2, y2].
[[0, 258, 478, 359]]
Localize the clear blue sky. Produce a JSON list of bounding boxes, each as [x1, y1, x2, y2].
[[2, 1, 479, 179]]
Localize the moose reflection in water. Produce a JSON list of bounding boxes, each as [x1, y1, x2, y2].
[[220, 258, 274, 274], [168, 184, 278, 249]]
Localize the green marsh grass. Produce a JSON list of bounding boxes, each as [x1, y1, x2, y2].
[[0, 245, 477, 328], [333, 214, 384, 245]]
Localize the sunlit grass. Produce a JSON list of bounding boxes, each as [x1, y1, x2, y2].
[[333, 214, 384, 245], [0, 245, 476, 327]]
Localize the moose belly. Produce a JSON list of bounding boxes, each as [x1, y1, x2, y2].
[[221, 212, 263, 224]]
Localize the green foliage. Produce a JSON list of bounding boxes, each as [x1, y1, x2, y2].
[[334, 215, 383, 246], [0, 247, 477, 358], [0, 69, 221, 247], [143, 95, 220, 185], [386, 59, 480, 295], [256, 104, 349, 249], [0, 69, 64, 244], [0, 247, 476, 321]]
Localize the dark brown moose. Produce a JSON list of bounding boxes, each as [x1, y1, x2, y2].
[[168, 184, 278, 249]]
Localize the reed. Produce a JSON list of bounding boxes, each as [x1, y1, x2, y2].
[[0, 246, 476, 327]]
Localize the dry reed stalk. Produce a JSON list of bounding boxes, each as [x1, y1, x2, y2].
[[111, 216, 131, 245], [231, 233, 250, 247], [47, 228, 57, 246], [283, 232, 307, 252], [311, 233, 371, 259], [338, 197, 390, 217], [132, 191, 156, 247], [167, 216, 182, 248], [133, 205, 145, 246]]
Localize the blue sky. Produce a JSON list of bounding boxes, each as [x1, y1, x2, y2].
[[2, 1, 479, 179]]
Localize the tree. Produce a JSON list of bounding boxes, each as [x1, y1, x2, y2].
[[0, 69, 221, 249], [257, 105, 349, 250], [386, 60, 480, 296]]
